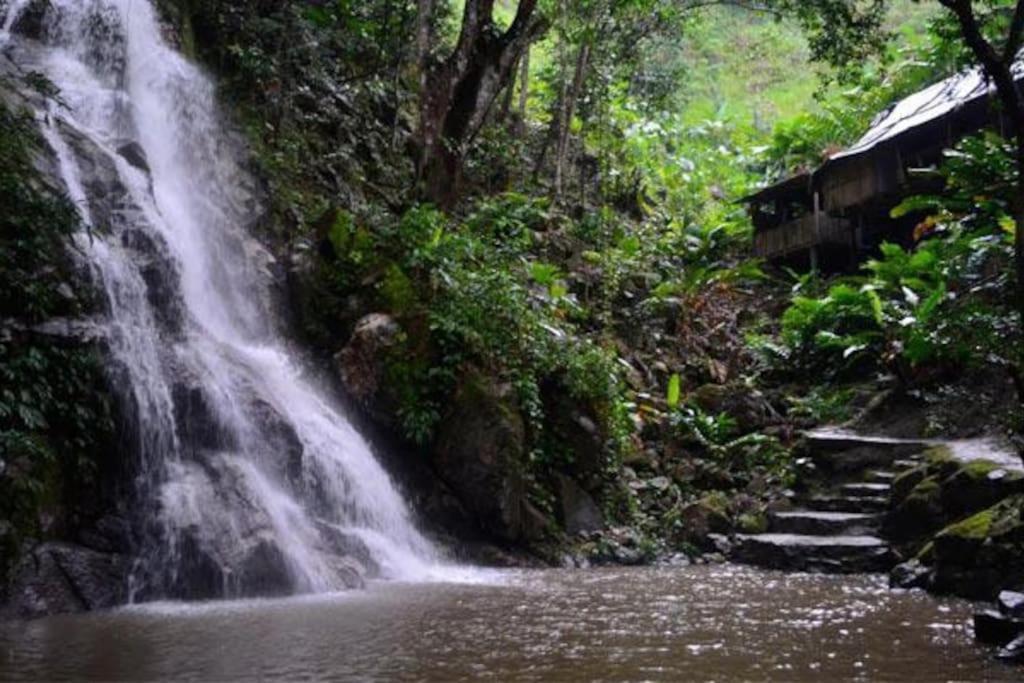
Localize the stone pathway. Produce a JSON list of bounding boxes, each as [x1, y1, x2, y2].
[[729, 437, 932, 574], [806, 428, 1023, 472]]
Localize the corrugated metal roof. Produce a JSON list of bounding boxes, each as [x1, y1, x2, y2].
[[742, 171, 811, 203], [743, 59, 1024, 206], [827, 59, 1024, 164]]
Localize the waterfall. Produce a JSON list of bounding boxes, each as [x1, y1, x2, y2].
[[1, 0, 444, 599]]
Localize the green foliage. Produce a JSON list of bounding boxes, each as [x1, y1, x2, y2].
[[0, 98, 84, 322], [0, 93, 115, 581], [670, 402, 793, 481], [778, 132, 1020, 380], [665, 373, 681, 408], [787, 386, 857, 423]]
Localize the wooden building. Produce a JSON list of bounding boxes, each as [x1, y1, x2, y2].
[[746, 62, 1024, 271]]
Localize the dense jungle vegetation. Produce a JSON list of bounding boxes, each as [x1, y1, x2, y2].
[[2, 0, 1024, 581]]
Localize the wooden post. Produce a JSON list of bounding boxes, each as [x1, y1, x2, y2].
[[814, 191, 821, 240]]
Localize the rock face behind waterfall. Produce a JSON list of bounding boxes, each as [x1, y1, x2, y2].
[[1, 0, 441, 615]]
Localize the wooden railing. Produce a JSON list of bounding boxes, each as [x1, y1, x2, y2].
[[753, 213, 852, 259]]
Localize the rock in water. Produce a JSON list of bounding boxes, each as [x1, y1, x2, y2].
[[890, 559, 932, 590], [7, 543, 127, 618], [997, 634, 1024, 663], [999, 590, 1024, 619], [973, 609, 1024, 646]]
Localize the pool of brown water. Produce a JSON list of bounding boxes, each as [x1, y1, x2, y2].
[[0, 564, 1011, 681]]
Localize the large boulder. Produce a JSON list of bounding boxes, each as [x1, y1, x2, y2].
[[691, 382, 779, 434], [927, 494, 1024, 599], [671, 494, 733, 549], [434, 373, 528, 542], [886, 454, 1023, 544], [555, 474, 604, 535], [541, 381, 607, 483], [335, 313, 402, 426], [6, 542, 128, 618], [8, 0, 48, 41]]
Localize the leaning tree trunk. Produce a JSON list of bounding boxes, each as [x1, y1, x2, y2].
[[416, 0, 546, 207], [554, 41, 591, 201], [516, 45, 530, 138]]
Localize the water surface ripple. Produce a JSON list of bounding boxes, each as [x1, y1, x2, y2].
[[0, 565, 1008, 681]]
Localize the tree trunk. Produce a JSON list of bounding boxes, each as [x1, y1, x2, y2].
[[554, 42, 590, 201], [1014, 132, 1024, 328], [416, 0, 546, 207], [498, 56, 519, 124], [516, 46, 530, 138]]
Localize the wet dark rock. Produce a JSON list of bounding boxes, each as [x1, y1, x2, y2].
[[927, 494, 1024, 600], [673, 496, 731, 548], [163, 529, 299, 601], [77, 515, 132, 554], [997, 634, 1024, 663], [59, 120, 130, 231], [707, 533, 733, 555], [116, 140, 150, 173], [137, 255, 185, 332], [335, 313, 402, 427], [886, 453, 1023, 545], [973, 609, 1024, 646], [770, 511, 878, 536], [692, 382, 778, 433], [555, 474, 604, 536], [315, 522, 379, 578], [9, 0, 48, 40], [999, 591, 1024, 619], [612, 544, 644, 565], [541, 381, 607, 482], [889, 559, 932, 590], [171, 382, 234, 456], [435, 372, 527, 542], [730, 533, 893, 573], [250, 399, 304, 490], [235, 539, 294, 597], [6, 542, 127, 618], [804, 494, 889, 513], [803, 432, 928, 475], [520, 500, 551, 541]]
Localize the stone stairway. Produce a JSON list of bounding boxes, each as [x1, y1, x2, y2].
[[729, 441, 929, 574]]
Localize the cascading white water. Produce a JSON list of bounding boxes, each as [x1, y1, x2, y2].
[[1, 0, 446, 598]]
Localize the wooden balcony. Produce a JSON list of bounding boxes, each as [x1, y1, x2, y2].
[[753, 213, 853, 260]]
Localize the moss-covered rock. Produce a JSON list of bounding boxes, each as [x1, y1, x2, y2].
[[434, 371, 529, 542], [671, 493, 733, 549], [885, 452, 1023, 545], [926, 494, 1024, 599]]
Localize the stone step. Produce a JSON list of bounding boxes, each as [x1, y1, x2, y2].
[[802, 430, 931, 474], [866, 470, 896, 483], [892, 458, 923, 470], [769, 510, 880, 536], [803, 494, 889, 513], [730, 533, 893, 573], [840, 482, 892, 498]]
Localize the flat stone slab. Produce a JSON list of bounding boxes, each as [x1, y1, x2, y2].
[[737, 533, 887, 547], [804, 495, 889, 513], [730, 533, 893, 573], [840, 482, 892, 497], [805, 428, 1023, 473], [892, 459, 923, 469], [770, 511, 879, 536], [804, 428, 931, 449]]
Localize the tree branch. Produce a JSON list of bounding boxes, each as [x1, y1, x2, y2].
[[1005, 0, 1024, 63]]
